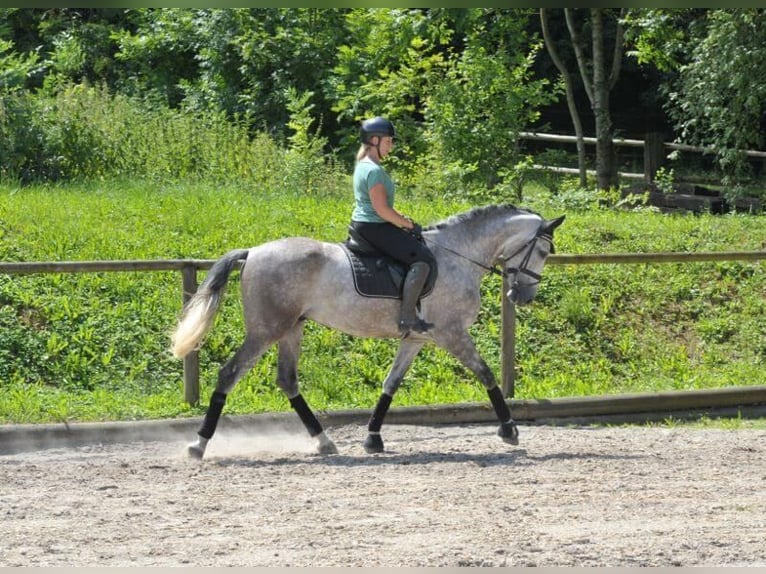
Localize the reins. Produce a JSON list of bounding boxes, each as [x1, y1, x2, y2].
[[422, 236, 509, 278], [423, 227, 552, 283]]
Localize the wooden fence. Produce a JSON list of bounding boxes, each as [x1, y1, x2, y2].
[[1, 259, 213, 406], [3, 249, 765, 403], [519, 131, 766, 184]]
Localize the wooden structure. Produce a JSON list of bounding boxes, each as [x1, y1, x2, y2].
[[519, 130, 766, 186], [3, 249, 765, 402]]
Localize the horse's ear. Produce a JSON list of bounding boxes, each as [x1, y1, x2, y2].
[[542, 215, 566, 234]]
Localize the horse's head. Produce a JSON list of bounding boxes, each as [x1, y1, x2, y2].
[[502, 214, 565, 305]]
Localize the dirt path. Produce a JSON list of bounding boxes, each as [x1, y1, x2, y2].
[[2, 422, 765, 566]]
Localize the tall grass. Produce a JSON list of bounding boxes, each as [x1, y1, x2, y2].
[[0, 85, 765, 424], [1, 178, 765, 424], [0, 84, 346, 194]]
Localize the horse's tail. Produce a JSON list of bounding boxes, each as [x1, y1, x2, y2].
[[171, 248, 249, 359]]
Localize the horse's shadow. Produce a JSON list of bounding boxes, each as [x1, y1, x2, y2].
[[209, 447, 643, 469]]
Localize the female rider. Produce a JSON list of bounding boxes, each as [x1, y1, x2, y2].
[[349, 116, 435, 335]]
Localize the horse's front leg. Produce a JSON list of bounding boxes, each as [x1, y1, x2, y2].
[[435, 330, 519, 446], [364, 338, 425, 454]]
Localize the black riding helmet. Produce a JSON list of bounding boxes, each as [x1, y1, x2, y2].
[[360, 116, 396, 145]]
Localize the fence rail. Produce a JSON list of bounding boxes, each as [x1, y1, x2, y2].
[[2, 250, 766, 402], [500, 250, 766, 395], [519, 131, 766, 159], [519, 130, 766, 185]]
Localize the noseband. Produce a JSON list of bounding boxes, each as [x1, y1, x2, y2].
[[423, 224, 554, 284], [502, 228, 553, 286]]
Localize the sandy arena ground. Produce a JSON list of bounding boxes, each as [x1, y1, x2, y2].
[[1, 421, 765, 566]]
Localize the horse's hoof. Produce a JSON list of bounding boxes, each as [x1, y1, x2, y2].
[[314, 431, 338, 455], [498, 421, 519, 445], [187, 443, 205, 460], [187, 436, 208, 460], [317, 439, 338, 455], [363, 433, 384, 454]]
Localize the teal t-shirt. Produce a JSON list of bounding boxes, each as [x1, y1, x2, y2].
[[351, 158, 394, 223]]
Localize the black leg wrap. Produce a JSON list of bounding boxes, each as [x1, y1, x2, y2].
[[289, 394, 323, 437], [198, 390, 227, 440], [489, 386, 519, 445], [368, 393, 393, 433], [488, 385, 512, 423]]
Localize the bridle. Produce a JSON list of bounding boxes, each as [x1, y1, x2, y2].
[[423, 224, 554, 284], [502, 229, 554, 286]]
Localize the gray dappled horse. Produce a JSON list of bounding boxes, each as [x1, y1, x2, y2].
[[171, 204, 564, 458]]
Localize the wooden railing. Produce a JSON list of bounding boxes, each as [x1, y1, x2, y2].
[[519, 131, 766, 184], [3, 249, 765, 403], [1, 259, 212, 406], [501, 250, 766, 396]]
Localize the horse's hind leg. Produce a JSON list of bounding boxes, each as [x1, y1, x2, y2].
[[187, 334, 268, 459], [277, 321, 337, 455], [363, 339, 425, 454]]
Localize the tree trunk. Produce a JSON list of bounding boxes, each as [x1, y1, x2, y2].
[[564, 8, 625, 191], [540, 9, 587, 188], [591, 9, 617, 190]]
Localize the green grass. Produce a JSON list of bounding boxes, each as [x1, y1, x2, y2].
[[1, 178, 765, 424], [645, 413, 766, 430]]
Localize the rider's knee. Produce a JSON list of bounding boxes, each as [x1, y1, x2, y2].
[[410, 260, 432, 276]]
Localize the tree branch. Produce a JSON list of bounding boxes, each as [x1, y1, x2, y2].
[[540, 9, 568, 80], [608, 8, 627, 91], [540, 9, 587, 186], [565, 8, 594, 105]]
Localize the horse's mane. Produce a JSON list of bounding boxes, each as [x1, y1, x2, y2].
[[426, 204, 538, 231]]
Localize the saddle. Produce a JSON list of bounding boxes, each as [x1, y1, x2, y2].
[[341, 226, 436, 300]]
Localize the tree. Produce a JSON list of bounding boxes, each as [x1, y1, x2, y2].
[[540, 9, 587, 187], [329, 8, 454, 162], [424, 9, 559, 190], [0, 8, 567, 191], [0, 39, 41, 93], [331, 9, 559, 190], [627, 9, 766, 192], [540, 8, 626, 190], [114, 8, 349, 142]]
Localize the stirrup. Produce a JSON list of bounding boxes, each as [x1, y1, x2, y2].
[[398, 317, 434, 335]]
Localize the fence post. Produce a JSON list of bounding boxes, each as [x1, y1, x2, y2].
[[501, 275, 516, 398], [181, 264, 200, 406], [644, 132, 665, 184]]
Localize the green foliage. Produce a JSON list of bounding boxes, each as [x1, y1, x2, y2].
[[536, 177, 610, 212], [330, 8, 454, 161], [0, 93, 42, 182], [654, 166, 675, 194], [423, 14, 559, 190], [671, 9, 766, 198], [331, 9, 560, 190], [623, 9, 691, 72], [0, 7, 765, 199], [1, 178, 765, 424], [0, 84, 290, 185], [113, 8, 349, 142], [283, 87, 344, 196], [626, 9, 766, 197], [1, 9, 562, 190], [0, 38, 43, 93]]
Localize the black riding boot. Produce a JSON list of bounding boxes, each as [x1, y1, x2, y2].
[[398, 261, 434, 334]]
